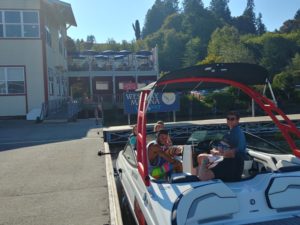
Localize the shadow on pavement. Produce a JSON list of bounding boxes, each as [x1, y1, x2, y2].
[[0, 119, 102, 152]]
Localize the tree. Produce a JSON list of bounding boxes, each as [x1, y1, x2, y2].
[[142, 0, 179, 38], [159, 29, 186, 71], [232, 0, 257, 34], [182, 0, 220, 46], [280, 20, 300, 33], [132, 20, 141, 40], [183, 37, 201, 67], [161, 13, 183, 32], [65, 36, 77, 53], [205, 25, 255, 63], [256, 13, 266, 35], [294, 9, 300, 20], [273, 72, 295, 99], [85, 35, 96, 50], [260, 36, 298, 76], [209, 0, 231, 23]]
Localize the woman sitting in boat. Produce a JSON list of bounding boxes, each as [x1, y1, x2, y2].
[[196, 111, 246, 182], [147, 129, 182, 179]]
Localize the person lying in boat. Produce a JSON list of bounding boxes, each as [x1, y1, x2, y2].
[[195, 111, 246, 182], [147, 129, 182, 179]]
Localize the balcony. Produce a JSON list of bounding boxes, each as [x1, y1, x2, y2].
[[67, 50, 156, 72]]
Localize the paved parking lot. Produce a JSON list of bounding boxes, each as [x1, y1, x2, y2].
[[0, 119, 111, 225]]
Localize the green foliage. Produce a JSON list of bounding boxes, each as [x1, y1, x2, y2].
[[182, 1, 221, 45], [204, 91, 236, 113], [159, 29, 187, 71], [256, 13, 266, 35], [142, 0, 179, 38], [178, 94, 211, 118], [209, 0, 231, 23], [132, 20, 141, 40], [206, 25, 255, 63], [260, 36, 298, 76], [161, 13, 183, 32], [273, 72, 295, 99], [66, 36, 77, 53], [183, 37, 202, 67]]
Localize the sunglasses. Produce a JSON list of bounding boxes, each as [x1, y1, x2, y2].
[[227, 117, 236, 121]]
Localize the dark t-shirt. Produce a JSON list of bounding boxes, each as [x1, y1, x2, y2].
[[212, 125, 246, 181]]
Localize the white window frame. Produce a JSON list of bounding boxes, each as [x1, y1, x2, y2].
[[0, 10, 40, 38], [0, 67, 25, 95]]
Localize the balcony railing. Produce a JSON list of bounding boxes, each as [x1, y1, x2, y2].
[[67, 50, 156, 72]]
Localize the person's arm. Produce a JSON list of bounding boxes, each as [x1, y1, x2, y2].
[[149, 144, 178, 164], [210, 148, 235, 158]]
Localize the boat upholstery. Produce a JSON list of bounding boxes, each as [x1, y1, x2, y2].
[[174, 182, 239, 225], [266, 176, 300, 210]]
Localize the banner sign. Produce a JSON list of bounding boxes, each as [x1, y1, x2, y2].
[[123, 92, 180, 114]]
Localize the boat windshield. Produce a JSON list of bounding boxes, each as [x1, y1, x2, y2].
[[187, 130, 289, 155]]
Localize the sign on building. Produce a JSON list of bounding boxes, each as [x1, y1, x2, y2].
[[123, 92, 180, 114]]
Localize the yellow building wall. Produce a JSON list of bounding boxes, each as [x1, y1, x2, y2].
[[0, 40, 44, 116]]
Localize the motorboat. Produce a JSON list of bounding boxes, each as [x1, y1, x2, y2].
[[115, 63, 300, 225]]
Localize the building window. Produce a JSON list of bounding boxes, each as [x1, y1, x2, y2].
[[58, 31, 63, 54], [57, 76, 61, 95], [45, 26, 52, 47], [48, 68, 54, 96], [0, 67, 25, 95], [0, 11, 3, 37], [0, 10, 39, 38], [96, 81, 109, 90]]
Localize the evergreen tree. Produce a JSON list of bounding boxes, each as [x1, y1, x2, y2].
[[132, 20, 141, 40], [182, 0, 204, 14], [256, 13, 266, 35], [142, 0, 179, 38], [65, 36, 77, 53], [182, 0, 220, 45], [294, 9, 300, 20], [232, 0, 257, 34], [261, 36, 298, 76], [183, 37, 201, 67], [209, 0, 231, 23], [85, 35, 96, 50]]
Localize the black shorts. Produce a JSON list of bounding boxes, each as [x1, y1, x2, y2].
[[212, 158, 242, 182]]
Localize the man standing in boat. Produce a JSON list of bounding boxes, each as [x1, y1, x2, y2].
[[147, 129, 182, 179], [196, 111, 246, 182]]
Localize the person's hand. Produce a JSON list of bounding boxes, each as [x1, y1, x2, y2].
[[169, 146, 183, 156]]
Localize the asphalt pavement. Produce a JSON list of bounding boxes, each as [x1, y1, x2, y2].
[[0, 119, 112, 225]]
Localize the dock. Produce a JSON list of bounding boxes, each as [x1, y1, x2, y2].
[[103, 114, 300, 144]]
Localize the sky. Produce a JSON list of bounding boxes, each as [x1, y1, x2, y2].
[[63, 0, 300, 43]]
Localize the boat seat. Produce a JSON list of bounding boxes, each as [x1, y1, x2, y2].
[[276, 159, 300, 169], [169, 173, 200, 183], [248, 150, 277, 171], [266, 176, 300, 210], [174, 181, 239, 225]]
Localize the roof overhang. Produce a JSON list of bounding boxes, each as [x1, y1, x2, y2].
[[46, 0, 77, 27]]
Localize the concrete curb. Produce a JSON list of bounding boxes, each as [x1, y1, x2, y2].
[[104, 142, 123, 225]]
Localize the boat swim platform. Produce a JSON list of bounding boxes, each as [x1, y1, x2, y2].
[[103, 114, 300, 144]]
